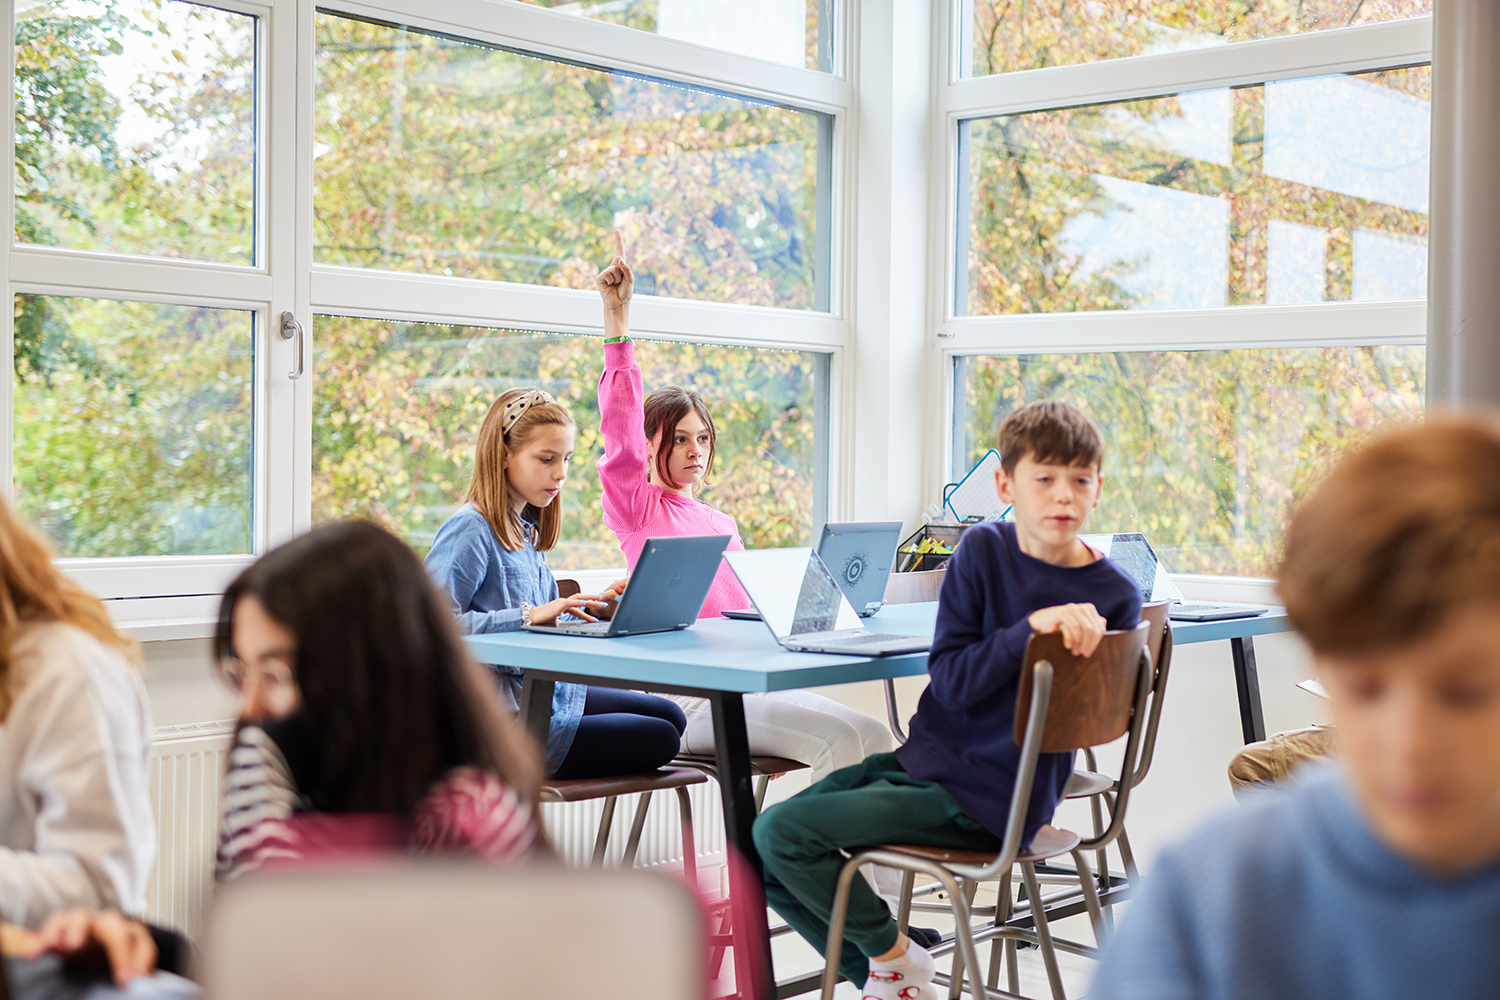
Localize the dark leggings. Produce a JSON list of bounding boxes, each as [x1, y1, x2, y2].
[[551, 688, 688, 779]]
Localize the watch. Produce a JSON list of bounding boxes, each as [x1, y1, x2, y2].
[[520, 602, 533, 626]]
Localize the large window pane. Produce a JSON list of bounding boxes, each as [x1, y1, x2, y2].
[[960, 67, 1429, 315], [14, 0, 256, 263], [313, 316, 825, 568], [522, 0, 829, 72], [956, 347, 1423, 576], [315, 14, 830, 311], [967, 1, 1431, 78], [14, 296, 254, 557]]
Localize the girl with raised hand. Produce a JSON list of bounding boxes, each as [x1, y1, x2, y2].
[[595, 232, 892, 783], [216, 519, 542, 879], [425, 387, 686, 780], [0, 499, 154, 927]]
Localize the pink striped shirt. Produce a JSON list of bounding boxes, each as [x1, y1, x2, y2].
[[597, 340, 750, 618]]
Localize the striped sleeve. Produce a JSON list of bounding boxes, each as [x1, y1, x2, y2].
[[409, 767, 536, 868], [215, 725, 304, 882]]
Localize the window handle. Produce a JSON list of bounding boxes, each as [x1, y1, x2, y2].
[[280, 311, 306, 380]]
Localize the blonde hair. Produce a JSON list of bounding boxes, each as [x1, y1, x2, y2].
[[0, 499, 139, 717], [464, 388, 576, 552]]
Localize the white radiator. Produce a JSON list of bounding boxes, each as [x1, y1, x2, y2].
[[144, 723, 727, 937]]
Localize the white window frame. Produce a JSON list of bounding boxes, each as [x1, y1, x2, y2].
[[4, 0, 856, 622], [929, 6, 1433, 585]]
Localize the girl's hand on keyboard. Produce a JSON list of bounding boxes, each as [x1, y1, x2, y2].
[[532, 594, 612, 625]]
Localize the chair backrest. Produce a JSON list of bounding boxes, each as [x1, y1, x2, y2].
[[199, 863, 706, 1000], [882, 567, 946, 605], [558, 578, 581, 599], [1014, 622, 1150, 753], [1131, 600, 1174, 788]]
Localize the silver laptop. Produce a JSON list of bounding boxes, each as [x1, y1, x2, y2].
[[524, 534, 730, 637], [724, 548, 931, 656], [1082, 532, 1267, 622], [722, 520, 903, 620]]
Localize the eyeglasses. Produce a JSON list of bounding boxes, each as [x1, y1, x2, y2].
[[218, 656, 296, 695]]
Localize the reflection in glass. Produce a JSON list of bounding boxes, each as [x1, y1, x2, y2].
[[14, 0, 256, 262], [312, 316, 824, 567], [315, 14, 830, 311], [968, 0, 1432, 77], [13, 296, 254, 557], [957, 347, 1424, 576], [523, 0, 827, 72], [962, 67, 1429, 315]]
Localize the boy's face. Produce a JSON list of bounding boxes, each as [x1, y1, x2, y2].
[[995, 454, 1103, 554], [1319, 602, 1500, 874]]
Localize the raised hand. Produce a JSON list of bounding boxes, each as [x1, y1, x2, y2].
[[596, 229, 634, 314]]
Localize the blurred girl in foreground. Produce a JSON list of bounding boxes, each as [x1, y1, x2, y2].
[[215, 520, 542, 879]]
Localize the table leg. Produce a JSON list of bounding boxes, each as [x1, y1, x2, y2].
[[1231, 637, 1267, 744], [518, 674, 555, 746], [709, 691, 774, 1000]]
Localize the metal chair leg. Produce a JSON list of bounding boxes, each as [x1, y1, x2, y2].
[[621, 791, 653, 867], [591, 796, 618, 866], [986, 870, 1012, 990], [754, 773, 769, 812], [947, 880, 978, 1000], [675, 785, 698, 889], [1021, 862, 1067, 1000], [1070, 847, 1106, 942], [897, 869, 916, 932]]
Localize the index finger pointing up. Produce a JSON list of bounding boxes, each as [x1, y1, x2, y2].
[[614, 229, 627, 264]]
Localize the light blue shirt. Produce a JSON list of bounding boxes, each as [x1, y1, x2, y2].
[[1093, 762, 1500, 1000], [425, 504, 587, 775]]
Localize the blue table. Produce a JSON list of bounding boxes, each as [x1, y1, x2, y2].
[[464, 601, 1294, 998]]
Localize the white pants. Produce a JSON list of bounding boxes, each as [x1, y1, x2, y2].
[[671, 689, 893, 784]]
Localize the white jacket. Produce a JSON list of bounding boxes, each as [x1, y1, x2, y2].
[[0, 622, 154, 926]]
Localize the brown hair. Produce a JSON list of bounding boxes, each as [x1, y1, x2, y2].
[[216, 520, 545, 819], [464, 388, 575, 552], [643, 385, 717, 491], [1279, 415, 1500, 655], [998, 400, 1104, 474], [0, 499, 139, 720]]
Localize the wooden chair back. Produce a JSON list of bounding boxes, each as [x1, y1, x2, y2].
[[557, 579, 581, 599], [1141, 600, 1168, 671], [1014, 622, 1150, 753], [883, 568, 946, 605]]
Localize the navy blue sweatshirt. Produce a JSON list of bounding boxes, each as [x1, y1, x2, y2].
[[895, 522, 1141, 843]]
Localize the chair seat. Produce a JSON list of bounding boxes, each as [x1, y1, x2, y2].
[[674, 754, 810, 776], [541, 767, 707, 803], [1064, 769, 1114, 799], [878, 825, 1082, 866]]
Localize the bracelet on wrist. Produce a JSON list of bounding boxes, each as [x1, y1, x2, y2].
[[520, 602, 533, 626]]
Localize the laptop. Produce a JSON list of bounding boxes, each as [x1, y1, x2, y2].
[[1082, 532, 1268, 622], [724, 547, 931, 656], [722, 520, 903, 620], [523, 534, 730, 637]]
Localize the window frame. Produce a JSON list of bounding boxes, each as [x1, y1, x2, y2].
[[3, 0, 854, 612], [932, 4, 1433, 583]]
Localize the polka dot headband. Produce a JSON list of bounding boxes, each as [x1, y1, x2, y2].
[[500, 389, 557, 436]]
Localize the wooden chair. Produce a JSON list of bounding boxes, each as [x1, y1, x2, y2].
[[672, 753, 809, 812], [819, 623, 1152, 1000], [1064, 600, 1172, 886]]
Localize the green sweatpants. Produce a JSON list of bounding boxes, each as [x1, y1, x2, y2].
[[752, 752, 1000, 987]]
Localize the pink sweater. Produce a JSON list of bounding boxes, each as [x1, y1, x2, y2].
[[598, 340, 750, 618]]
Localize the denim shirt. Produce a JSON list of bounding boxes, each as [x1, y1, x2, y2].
[[425, 505, 587, 774]]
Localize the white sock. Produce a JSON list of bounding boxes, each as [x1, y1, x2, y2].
[[863, 941, 936, 1000]]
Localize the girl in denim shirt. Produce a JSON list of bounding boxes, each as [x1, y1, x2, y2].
[[426, 388, 684, 778]]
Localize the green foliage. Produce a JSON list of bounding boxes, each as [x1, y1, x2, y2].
[[311, 317, 817, 567], [970, 1, 1433, 76], [960, 347, 1424, 576]]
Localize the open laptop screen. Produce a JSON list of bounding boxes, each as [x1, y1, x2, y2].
[[726, 548, 863, 639]]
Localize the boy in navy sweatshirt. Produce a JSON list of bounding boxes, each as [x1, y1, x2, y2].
[[754, 401, 1141, 1000]]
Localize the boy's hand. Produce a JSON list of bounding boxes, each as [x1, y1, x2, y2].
[[596, 230, 633, 313], [1028, 603, 1107, 657]]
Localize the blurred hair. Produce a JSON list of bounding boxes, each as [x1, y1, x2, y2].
[[643, 385, 717, 491], [214, 520, 545, 818], [1279, 414, 1500, 655], [465, 388, 575, 552], [997, 400, 1104, 474], [0, 499, 139, 720]]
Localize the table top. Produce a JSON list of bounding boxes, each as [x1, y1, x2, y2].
[[463, 601, 1296, 693]]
